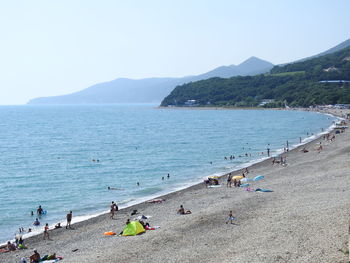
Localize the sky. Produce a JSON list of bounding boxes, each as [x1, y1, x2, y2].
[[0, 0, 349, 105]]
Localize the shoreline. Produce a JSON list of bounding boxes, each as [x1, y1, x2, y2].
[[1, 109, 349, 263], [1, 110, 338, 246]]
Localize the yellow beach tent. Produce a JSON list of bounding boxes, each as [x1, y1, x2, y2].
[[122, 221, 145, 236]]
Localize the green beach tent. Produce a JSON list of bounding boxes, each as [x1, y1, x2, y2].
[[122, 221, 145, 236]]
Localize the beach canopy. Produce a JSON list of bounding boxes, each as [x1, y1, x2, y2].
[[122, 221, 145, 236], [232, 175, 244, 180]]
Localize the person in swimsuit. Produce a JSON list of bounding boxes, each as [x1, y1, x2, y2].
[[110, 202, 116, 219], [177, 205, 191, 215], [43, 223, 50, 240], [37, 205, 43, 216], [30, 250, 40, 263], [66, 211, 72, 229], [226, 211, 235, 224]]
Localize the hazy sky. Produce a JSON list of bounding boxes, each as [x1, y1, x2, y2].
[[0, 0, 349, 105]]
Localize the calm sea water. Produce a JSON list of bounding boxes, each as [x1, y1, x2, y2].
[[0, 104, 336, 242]]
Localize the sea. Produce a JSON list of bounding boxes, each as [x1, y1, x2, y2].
[[0, 104, 337, 243]]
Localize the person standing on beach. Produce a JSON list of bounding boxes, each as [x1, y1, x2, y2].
[[267, 148, 270, 157], [43, 223, 50, 240], [226, 211, 235, 224], [110, 202, 116, 219], [227, 173, 232, 188], [66, 211, 72, 229]]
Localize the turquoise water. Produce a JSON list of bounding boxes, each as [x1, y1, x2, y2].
[[0, 105, 336, 242]]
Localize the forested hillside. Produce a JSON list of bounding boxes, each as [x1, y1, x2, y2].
[[161, 46, 350, 107]]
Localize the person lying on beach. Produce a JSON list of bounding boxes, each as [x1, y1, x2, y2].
[[30, 250, 40, 263], [226, 211, 235, 224], [6, 241, 16, 251], [177, 205, 191, 215], [301, 148, 309, 153], [147, 198, 165, 203]]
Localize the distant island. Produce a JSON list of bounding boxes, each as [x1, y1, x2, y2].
[[27, 57, 273, 104], [161, 40, 350, 108]]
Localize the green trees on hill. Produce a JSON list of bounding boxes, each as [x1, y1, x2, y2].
[[161, 46, 350, 107]]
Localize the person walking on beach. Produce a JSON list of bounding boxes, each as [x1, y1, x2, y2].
[[66, 211, 72, 229], [226, 211, 235, 224], [227, 173, 232, 187], [110, 202, 116, 219], [43, 223, 50, 240]]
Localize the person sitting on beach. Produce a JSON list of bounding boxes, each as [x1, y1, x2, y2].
[[54, 223, 62, 229], [33, 218, 40, 226], [177, 205, 191, 215], [6, 241, 16, 251], [30, 250, 40, 263], [226, 211, 235, 224]]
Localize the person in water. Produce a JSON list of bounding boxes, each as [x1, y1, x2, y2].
[[66, 211, 73, 229], [177, 205, 191, 215], [37, 205, 43, 216], [30, 250, 40, 263], [33, 218, 40, 226]]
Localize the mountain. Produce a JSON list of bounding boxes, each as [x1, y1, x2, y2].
[[27, 57, 273, 104], [161, 45, 350, 107], [293, 38, 350, 63]]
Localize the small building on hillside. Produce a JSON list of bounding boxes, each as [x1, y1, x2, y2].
[[184, 99, 198, 106], [323, 66, 338, 72], [259, 99, 275, 106]]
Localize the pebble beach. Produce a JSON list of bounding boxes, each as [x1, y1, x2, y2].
[[1, 109, 349, 263]]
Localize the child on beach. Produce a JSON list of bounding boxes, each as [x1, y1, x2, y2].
[[226, 211, 235, 224], [43, 223, 50, 240]]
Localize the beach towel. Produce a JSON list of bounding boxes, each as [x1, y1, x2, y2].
[[240, 178, 252, 183], [253, 175, 264, 181], [39, 258, 62, 263], [240, 183, 249, 187], [208, 185, 222, 188], [255, 188, 273, 192]]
